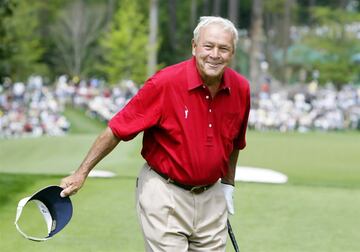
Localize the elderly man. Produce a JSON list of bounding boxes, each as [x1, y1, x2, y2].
[[60, 16, 250, 251]]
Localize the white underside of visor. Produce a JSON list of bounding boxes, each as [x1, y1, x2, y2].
[[15, 197, 53, 242]]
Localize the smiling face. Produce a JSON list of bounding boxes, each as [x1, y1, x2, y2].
[[192, 23, 235, 86]]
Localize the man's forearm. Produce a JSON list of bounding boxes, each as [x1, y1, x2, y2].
[[221, 149, 239, 186], [76, 127, 120, 176], [60, 127, 120, 197]]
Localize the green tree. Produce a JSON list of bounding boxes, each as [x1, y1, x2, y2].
[[0, 0, 15, 79], [99, 0, 148, 85], [1, 0, 47, 82], [301, 6, 360, 86], [50, 0, 107, 78], [148, 0, 159, 77]]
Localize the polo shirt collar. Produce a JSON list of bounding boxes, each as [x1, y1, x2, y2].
[[186, 57, 231, 94]]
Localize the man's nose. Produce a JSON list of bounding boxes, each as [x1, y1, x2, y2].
[[210, 47, 220, 58]]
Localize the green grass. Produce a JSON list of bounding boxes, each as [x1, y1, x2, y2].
[[0, 176, 144, 252], [1, 108, 360, 251], [0, 173, 53, 207], [241, 131, 360, 188], [1, 130, 358, 188], [0, 134, 143, 176], [236, 183, 360, 252], [0, 106, 143, 176], [1, 175, 359, 252], [63, 106, 107, 134]]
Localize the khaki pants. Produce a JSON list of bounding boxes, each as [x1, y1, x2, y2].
[[136, 164, 228, 252]]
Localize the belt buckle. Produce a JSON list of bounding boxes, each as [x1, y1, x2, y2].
[[190, 186, 206, 194]]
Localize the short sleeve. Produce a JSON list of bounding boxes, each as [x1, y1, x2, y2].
[[108, 79, 162, 141]]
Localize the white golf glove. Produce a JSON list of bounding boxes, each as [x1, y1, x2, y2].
[[221, 183, 235, 215]]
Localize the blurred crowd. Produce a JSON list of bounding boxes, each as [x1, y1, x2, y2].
[[1, 75, 359, 138], [55, 75, 138, 122], [0, 76, 70, 138], [249, 82, 360, 132], [0, 75, 138, 138]]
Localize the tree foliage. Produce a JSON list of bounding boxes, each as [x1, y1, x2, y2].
[[0, 0, 359, 87], [50, 0, 107, 78], [1, 0, 47, 81], [0, 0, 15, 78], [300, 6, 360, 86], [99, 0, 148, 84]]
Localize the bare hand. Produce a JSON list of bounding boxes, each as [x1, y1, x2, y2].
[[59, 127, 119, 198], [60, 172, 86, 197]]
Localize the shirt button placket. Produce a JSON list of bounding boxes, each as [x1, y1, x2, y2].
[[206, 94, 214, 141]]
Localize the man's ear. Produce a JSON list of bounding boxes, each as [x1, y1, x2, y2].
[[191, 39, 196, 56]]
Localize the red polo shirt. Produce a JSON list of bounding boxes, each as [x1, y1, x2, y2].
[[109, 57, 250, 185]]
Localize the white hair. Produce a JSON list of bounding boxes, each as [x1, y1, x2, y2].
[[193, 16, 239, 51]]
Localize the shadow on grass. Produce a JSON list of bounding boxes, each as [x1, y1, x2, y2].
[[0, 173, 61, 208]]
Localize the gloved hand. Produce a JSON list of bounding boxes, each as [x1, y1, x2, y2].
[[221, 183, 235, 215]]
